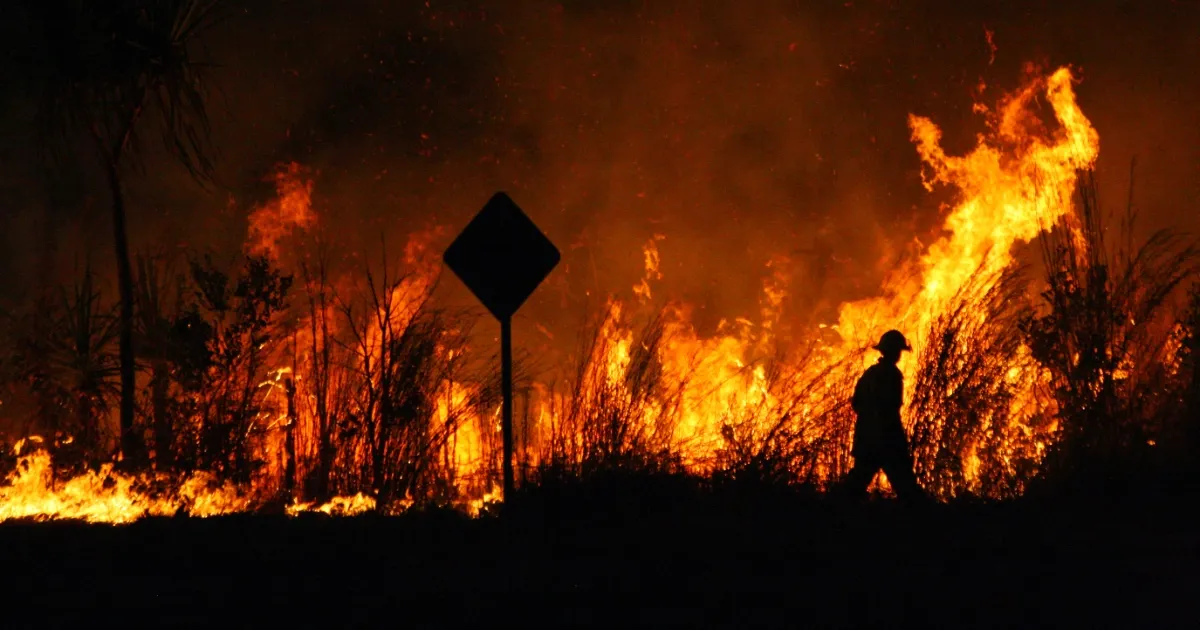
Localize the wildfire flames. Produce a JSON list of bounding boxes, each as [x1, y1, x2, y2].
[[0, 65, 1101, 521]]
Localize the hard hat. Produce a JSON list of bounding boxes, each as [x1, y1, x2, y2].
[[873, 329, 912, 353]]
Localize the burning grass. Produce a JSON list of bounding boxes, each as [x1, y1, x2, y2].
[[907, 264, 1042, 500]]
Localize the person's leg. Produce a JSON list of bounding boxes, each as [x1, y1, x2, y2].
[[881, 451, 927, 503], [840, 455, 878, 500]]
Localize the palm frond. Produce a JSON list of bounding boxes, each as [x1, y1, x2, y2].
[[29, 0, 224, 183]]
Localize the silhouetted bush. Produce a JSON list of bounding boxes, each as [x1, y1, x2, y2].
[[711, 341, 858, 491], [173, 255, 293, 483], [1023, 171, 1200, 494], [1, 266, 119, 469], [533, 305, 684, 477]]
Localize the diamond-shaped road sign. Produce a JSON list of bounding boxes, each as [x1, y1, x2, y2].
[[443, 192, 561, 322], [443, 192, 559, 502]]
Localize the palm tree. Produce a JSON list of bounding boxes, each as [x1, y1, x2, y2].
[[26, 0, 223, 463]]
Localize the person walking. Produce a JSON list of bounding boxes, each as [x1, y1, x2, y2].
[[842, 330, 927, 502]]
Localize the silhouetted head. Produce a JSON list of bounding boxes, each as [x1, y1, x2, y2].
[[873, 329, 911, 364]]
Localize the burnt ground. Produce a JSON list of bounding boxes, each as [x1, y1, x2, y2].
[[2, 479, 1198, 628]]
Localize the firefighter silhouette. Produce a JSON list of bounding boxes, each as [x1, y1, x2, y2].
[[842, 330, 927, 501]]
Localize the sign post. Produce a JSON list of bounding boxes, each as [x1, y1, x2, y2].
[[500, 317, 513, 499], [443, 192, 560, 501]]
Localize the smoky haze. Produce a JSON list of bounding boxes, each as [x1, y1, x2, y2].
[[1, 0, 1198, 370]]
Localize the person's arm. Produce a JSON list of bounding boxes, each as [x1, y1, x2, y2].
[[887, 370, 905, 417], [851, 372, 870, 415]]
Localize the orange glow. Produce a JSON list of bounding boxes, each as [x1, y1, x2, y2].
[[0, 66, 1104, 520]]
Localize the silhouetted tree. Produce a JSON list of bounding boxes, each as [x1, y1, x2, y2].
[[134, 252, 188, 469], [27, 0, 224, 464]]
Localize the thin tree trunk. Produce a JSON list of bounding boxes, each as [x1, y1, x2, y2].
[[77, 392, 95, 466], [97, 98, 144, 467], [106, 159, 140, 464], [308, 273, 333, 501], [284, 376, 297, 498], [151, 360, 173, 469]]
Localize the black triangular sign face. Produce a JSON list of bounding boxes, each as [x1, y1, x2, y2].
[[443, 192, 560, 320]]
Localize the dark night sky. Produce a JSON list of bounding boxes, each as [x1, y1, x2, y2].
[[1, 0, 1198, 358]]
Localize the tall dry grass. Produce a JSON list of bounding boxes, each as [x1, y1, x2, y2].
[[1023, 170, 1200, 490]]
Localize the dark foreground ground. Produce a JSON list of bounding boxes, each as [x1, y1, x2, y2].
[[3, 479, 1199, 628]]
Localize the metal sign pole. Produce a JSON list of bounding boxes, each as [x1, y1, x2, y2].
[[443, 191, 558, 504], [500, 316, 515, 501]]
